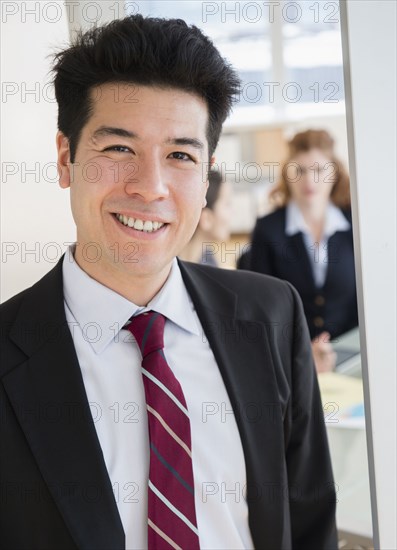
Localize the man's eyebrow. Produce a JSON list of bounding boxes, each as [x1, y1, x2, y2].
[[166, 137, 205, 151], [92, 127, 205, 151], [92, 126, 138, 140]]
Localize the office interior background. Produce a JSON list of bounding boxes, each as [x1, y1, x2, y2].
[[1, 1, 396, 548]]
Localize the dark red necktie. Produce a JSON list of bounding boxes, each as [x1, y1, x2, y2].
[[126, 311, 200, 549]]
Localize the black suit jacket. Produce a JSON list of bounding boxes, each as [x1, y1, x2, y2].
[[1, 257, 337, 549], [249, 207, 358, 339]]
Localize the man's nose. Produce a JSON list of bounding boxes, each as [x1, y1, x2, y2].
[[123, 158, 169, 201]]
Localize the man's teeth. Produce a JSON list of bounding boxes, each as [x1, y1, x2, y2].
[[116, 214, 164, 232]]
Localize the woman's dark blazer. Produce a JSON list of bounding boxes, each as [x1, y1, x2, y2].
[[247, 206, 358, 340]]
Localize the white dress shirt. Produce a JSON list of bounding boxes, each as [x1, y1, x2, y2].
[[62, 247, 254, 550], [285, 201, 351, 288]]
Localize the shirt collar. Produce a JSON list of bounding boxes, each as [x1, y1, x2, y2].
[[62, 246, 200, 355], [145, 258, 200, 337], [285, 200, 350, 238]]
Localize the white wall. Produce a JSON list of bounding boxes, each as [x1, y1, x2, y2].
[[340, 1, 397, 548], [1, 1, 74, 301], [65, 0, 125, 35]]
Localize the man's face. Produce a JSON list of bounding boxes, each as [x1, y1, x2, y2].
[[57, 84, 211, 288]]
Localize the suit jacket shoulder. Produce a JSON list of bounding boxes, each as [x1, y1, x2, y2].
[[178, 259, 298, 322], [254, 207, 286, 235], [1, 260, 64, 322], [0, 260, 66, 377], [340, 207, 353, 225]]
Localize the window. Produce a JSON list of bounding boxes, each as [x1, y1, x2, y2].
[[129, 0, 345, 124]]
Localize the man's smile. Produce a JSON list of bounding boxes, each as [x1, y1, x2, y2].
[[115, 213, 166, 232]]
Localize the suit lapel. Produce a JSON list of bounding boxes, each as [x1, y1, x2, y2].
[[3, 259, 125, 549], [178, 260, 286, 549], [323, 231, 343, 290], [288, 232, 316, 292]]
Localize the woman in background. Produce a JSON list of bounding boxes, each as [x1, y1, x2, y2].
[[248, 129, 358, 372], [179, 170, 232, 266]]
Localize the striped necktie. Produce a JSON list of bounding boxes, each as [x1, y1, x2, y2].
[[126, 311, 200, 549]]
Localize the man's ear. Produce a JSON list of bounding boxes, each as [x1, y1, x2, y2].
[[56, 131, 72, 189]]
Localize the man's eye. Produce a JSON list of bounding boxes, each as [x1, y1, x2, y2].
[[104, 146, 131, 153], [169, 151, 194, 162]]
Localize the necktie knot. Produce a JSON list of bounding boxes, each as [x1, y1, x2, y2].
[[126, 311, 165, 358]]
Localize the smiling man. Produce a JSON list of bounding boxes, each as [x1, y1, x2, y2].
[[0, 15, 337, 550]]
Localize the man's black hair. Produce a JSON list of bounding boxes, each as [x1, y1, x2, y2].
[[52, 14, 241, 163]]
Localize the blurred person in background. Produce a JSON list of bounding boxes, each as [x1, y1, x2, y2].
[[179, 170, 233, 266], [247, 129, 358, 373]]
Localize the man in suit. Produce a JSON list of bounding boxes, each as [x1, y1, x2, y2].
[[0, 15, 337, 550]]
